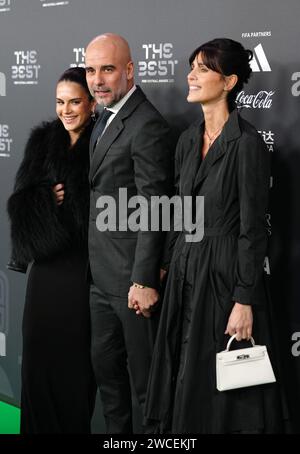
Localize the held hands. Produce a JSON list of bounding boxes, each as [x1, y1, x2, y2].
[[160, 268, 167, 284], [52, 183, 64, 205], [225, 302, 253, 341], [128, 285, 160, 318]]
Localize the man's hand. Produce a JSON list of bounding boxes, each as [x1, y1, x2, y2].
[[53, 183, 64, 205], [225, 302, 253, 341], [128, 285, 159, 318], [160, 268, 167, 284]]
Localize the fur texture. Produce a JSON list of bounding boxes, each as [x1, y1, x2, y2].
[[7, 119, 93, 265]]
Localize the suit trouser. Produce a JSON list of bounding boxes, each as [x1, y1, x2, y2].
[[89, 283, 158, 434]]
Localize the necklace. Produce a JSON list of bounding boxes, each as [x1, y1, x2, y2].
[[204, 125, 223, 148]]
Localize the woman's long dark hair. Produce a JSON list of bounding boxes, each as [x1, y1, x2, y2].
[[58, 66, 93, 101]]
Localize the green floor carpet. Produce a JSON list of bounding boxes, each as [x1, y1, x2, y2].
[[0, 401, 20, 434]]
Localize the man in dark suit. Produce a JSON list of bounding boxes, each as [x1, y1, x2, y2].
[[85, 33, 173, 433]]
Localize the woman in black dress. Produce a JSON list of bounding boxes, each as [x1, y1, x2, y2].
[[144, 38, 285, 433], [7, 67, 96, 433]]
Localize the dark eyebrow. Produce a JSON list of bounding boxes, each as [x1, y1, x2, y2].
[[101, 65, 116, 70], [85, 65, 116, 72], [191, 60, 206, 69], [56, 98, 82, 102]]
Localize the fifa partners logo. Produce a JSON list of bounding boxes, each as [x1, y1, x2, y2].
[[138, 43, 178, 84], [95, 189, 204, 243], [0, 0, 12, 13], [11, 50, 41, 85]]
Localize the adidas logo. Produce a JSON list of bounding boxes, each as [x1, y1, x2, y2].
[[250, 44, 271, 72], [0, 72, 6, 96]]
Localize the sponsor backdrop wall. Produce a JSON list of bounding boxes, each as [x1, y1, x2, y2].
[[1, 0, 300, 432]]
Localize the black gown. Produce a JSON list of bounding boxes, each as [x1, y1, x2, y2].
[[7, 119, 96, 433], [144, 110, 286, 434]]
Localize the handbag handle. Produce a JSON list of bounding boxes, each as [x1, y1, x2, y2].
[[226, 334, 255, 351]]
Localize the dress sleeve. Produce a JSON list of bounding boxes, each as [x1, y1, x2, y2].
[[130, 116, 173, 289], [232, 130, 271, 305], [160, 133, 183, 270]]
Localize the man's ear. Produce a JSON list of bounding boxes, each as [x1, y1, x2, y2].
[[127, 61, 134, 80]]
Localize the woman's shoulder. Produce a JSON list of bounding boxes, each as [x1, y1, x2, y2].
[[20, 119, 70, 169], [180, 119, 202, 140], [237, 113, 263, 143], [176, 120, 202, 148], [70, 120, 93, 156], [175, 119, 202, 159], [236, 113, 269, 159], [77, 120, 94, 144], [26, 118, 62, 145]]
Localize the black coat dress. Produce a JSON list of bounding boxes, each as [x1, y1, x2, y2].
[[7, 119, 96, 433], [145, 109, 285, 434]]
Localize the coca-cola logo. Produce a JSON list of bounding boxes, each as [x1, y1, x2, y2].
[[236, 90, 274, 109]]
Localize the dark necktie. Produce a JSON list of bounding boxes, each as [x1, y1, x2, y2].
[[91, 109, 113, 152]]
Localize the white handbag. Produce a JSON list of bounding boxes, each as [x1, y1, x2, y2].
[[216, 334, 276, 392]]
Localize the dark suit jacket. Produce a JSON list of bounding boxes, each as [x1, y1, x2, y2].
[[89, 86, 173, 297]]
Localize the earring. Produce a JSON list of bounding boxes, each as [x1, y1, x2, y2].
[[91, 112, 97, 122]]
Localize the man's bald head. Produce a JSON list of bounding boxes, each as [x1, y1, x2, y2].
[[86, 34, 132, 65], [85, 33, 134, 107]]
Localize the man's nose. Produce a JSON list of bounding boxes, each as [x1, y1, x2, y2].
[[93, 70, 104, 86]]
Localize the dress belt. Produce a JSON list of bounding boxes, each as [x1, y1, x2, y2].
[[183, 227, 238, 237], [204, 227, 238, 237]]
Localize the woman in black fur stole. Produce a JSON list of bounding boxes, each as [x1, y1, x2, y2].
[[7, 67, 97, 433]]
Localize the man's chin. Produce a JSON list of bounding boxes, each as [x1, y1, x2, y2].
[[96, 99, 106, 107], [94, 95, 109, 107]]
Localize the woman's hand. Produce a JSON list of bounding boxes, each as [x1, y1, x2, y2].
[[225, 302, 253, 341], [52, 183, 64, 206]]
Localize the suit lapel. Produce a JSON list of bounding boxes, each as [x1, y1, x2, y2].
[[89, 120, 124, 181], [192, 138, 226, 191], [89, 115, 101, 158], [89, 87, 146, 182], [181, 123, 203, 196], [192, 109, 242, 192], [89, 113, 104, 158]]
